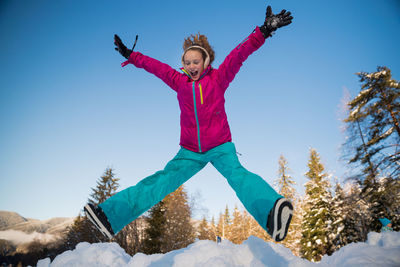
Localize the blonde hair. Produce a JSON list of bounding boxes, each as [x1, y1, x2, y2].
[[183, 33, 215, 65]]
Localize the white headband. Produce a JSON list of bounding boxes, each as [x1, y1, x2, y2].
[[181, 45, 210, 69]]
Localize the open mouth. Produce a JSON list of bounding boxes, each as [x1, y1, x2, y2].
[[189, 70, 199, 77]]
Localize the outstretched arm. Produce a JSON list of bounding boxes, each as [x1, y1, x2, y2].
[[217, 5, 293, 90], [216, 27, 265, 90], [114, 34, 183, 92]]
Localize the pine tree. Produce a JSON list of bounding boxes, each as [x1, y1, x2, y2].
[[162, 185, 195, 252], [277, 155, 296, 202], [142, 185, 196, 254], [89, 168, 120, 205], [216, 212, 224, 239], [197, 216, 212, 240], [229, 206, 249, 244], [215, 206, 233, 241], [342, 67, 400, 233], [142, 201, 167, 254], [300, 149, 333, 262], [328, 183, 346, 252], [223, 205, 232, 239], [345, 66, 400, 179], [342, 182, 370, 242]]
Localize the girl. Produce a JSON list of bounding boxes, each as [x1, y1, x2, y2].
[[85, 5, 293, 242]]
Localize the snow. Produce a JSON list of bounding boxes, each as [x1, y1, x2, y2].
[[365, 70, 387, 79], [36, 232, 400, 267], [320, 232, 400, 267]]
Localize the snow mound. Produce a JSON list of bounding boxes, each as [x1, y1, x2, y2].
[[37, 242, 131, 267], [37, 231, 400, 267], [320, 231, 400, 267]]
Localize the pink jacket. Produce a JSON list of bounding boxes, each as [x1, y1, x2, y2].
[[122, 27, 266, 152]]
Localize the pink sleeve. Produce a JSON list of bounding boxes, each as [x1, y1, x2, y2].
[[216, 27, 266, 91], [121, 52, 183, 92]]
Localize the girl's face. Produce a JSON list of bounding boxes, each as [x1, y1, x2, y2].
[[183, 49, 204, 81]]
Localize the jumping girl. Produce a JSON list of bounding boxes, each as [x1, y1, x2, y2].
[[85, 5, 293, 242]]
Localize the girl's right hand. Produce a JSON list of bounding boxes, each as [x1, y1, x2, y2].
[[114, 34, 132, 59]]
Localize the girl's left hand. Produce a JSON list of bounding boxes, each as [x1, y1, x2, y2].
[[260, 5, 293, 38]]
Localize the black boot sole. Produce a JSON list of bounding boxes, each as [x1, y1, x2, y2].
[[268, 198, 293, 242]]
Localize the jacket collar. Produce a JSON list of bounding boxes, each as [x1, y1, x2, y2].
[[180, 65, 211, 81]]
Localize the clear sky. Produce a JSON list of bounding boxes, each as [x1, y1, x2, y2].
[[1, 0, 399, 221]]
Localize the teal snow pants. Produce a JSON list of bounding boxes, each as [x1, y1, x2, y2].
[[99, 142, 282, 234]]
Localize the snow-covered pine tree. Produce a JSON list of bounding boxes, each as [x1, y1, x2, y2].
[[342, 67, 400, 232], [162, 185, 195, 252], [300, 149, 333, 262], [341, 182, 370, 242], [345, 66, 400, 180], [341, 144, 384, 233], [328, 183, 346, 253]]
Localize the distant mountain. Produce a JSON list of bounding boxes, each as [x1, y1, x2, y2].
[[0, 210, 74, 238], [0, 211, 29, 230]]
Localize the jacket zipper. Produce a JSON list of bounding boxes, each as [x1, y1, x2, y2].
[[192, 81, 202, 152], [181, 68, 208, 153]]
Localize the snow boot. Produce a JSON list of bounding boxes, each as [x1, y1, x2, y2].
[[84, 203, 115, 239], [266, 198, 293, 242]]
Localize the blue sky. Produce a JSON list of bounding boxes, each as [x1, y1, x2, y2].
[[1, 0, 399, 221]]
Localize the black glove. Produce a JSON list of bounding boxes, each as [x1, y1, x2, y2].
[[114, 34, 132, 59], [260, 6, 293, 38]]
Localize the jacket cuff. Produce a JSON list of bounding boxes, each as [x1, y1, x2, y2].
[[252, 26, 266, 47], [121, 52, 136, 67]]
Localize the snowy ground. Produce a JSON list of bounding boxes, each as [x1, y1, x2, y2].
[[37, 231, 400, 267]]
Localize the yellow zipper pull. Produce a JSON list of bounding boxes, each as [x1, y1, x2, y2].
[[199, 83, 204, 105]]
